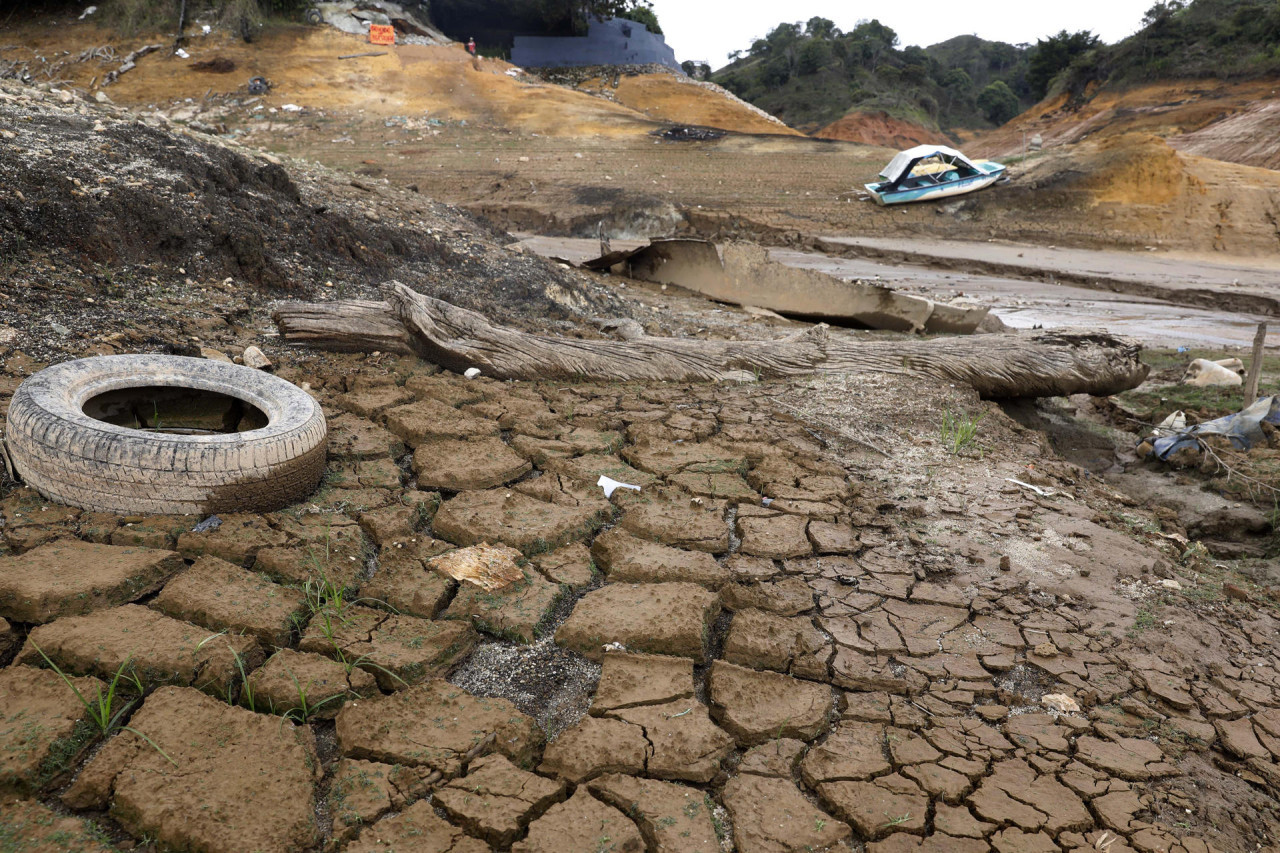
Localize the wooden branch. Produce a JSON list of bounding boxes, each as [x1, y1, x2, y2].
[[271, 282, 1150, 398], [271, 299, 419, 356], [823, 330, 1149, 398], [384, 282, 828, 382]]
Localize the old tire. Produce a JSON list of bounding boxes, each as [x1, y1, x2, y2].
[[4, 354, 326, 515]]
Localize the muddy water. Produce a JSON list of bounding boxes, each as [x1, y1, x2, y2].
[[519, 235, 1278, 349]]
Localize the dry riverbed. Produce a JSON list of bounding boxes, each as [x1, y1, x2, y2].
[[1, 72, 1279, 853]]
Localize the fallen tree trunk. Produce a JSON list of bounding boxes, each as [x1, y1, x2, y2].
[[272, 282, 1149, 398]]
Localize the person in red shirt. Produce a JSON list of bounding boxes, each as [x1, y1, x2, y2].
[[466, 38, 476, 55]]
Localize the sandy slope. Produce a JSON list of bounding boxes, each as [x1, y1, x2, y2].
[[979, 78, 1280, 170], [2, 20, 787, 139]]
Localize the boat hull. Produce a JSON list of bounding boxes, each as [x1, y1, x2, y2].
[[865, 168, 1004, 206]]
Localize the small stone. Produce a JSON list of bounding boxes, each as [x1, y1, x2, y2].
[[241, 345, 272, 370], [200, 347, 233, 363], [429, 542, 525, 591], [1041, 693, 1081, 714]]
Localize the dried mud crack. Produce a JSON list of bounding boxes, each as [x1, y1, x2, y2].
[[0, 72, 1278, 853]]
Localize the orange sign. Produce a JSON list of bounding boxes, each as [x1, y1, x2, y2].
[[369, 24, 395, 45]]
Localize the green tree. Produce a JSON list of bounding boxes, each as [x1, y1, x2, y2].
[[940, 67, 972, 114], [976, 80, 1020, 124], [797, 39, 833, 74], [616, 1, 661, 34], [845, 19, 897, 71], [1027, 29, 1100, 98], [804, 16, 840, 39]]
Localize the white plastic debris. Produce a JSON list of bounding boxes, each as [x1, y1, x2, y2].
[[281, 103, 303, 112], [1005, 478, 1053, 497], [1041, 693, 1081, 714], [79, 6, 98, 19], [463, 367, 481, 380], [1152, 410, 1187, 437], [597, 475, 641, 499], [202, 24, 212, 35], [175, 48, 190, 59]]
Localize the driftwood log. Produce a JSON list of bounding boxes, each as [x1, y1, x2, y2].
[[272, 282, 1149, 398]]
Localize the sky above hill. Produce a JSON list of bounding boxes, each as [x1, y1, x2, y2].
[[650, 0, 1153, 67]]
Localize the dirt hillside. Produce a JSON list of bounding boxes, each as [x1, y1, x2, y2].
[[2, 19, 790, 139], [815, 110, 950, 149], [979, 78, 1280, 170]]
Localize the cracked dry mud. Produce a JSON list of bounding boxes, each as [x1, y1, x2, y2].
[[3, 329, 1280, 853]]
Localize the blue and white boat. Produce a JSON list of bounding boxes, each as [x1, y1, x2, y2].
[[864, 145, 1006, 206]]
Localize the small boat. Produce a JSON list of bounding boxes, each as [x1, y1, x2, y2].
[[864, 145, 1006, 206]]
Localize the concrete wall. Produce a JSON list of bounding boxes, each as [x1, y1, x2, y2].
[[511, 17, 681, 71]]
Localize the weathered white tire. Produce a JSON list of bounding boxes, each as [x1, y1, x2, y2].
[[4, 354, 326, 515]]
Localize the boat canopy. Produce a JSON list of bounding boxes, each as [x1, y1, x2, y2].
[[878, 145, 981, 184]]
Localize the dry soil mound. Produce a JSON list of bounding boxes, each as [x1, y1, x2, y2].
[[815, 109, 950, 149], [1004, 132, 1280, 255], [979, 77, 1280, 170], [6, 19, 796, 140], [0, 80, 623, 324]]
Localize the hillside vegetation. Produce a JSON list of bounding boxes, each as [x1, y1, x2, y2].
[[712, 0, 1280, 140], [1049, 0, 1280, 99], [711, 18, 1034, 135]]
